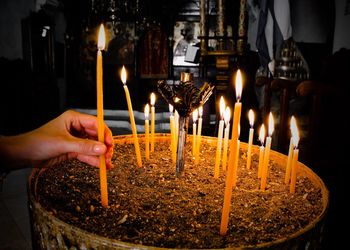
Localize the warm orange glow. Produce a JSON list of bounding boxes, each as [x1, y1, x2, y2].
[[121, 65, 127, 85], [169, 104, 174, 113], [145, 104, 150, 120], [224, 107, 231, 126], [268, 112, 274, 136], [174, 97, 180, 103], [198, 106, 203, 118], [259, 124, 266, 145], [248, 109, 255, 127], [235, 69, 243, 100], [150, 93, 156, 106], [290, 116, 300, 148], [193, 109, 198, 122], [97, 24, 106, 50], [219, 96, 225, 119]]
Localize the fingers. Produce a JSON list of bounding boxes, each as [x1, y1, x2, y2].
[[62, 110, 115, 169], [66, 110, 114, 147], [65, 137, 107, 155], [76, 154, 113, 170]]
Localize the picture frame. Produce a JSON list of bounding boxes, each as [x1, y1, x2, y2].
[[173, 21, 200, 66]]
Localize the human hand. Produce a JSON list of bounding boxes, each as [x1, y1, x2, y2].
[[0, 110, 114, 170]]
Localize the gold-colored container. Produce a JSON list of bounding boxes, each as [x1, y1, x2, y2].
[[28, 134, 329, 249]]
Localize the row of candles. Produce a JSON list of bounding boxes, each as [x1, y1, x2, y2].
[[96, 24, 301, 235], [217, 70, 301, 235]]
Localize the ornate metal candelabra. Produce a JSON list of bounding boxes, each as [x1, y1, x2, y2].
[[157, 72, 214, 176]]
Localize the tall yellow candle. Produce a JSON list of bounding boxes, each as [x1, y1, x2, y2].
[[260, 113, 274, 191], [290, 117, 300, 193], [257, 124, 265, 178], [195, 106, 203, 164], [150, 93, 156, 152], [214, 97, 225, 178], [220, 69, 243, 236], [232, 125, 241, 187], [222, 107, 231, 171], [246, 109, 255, 170], [96, 24, 108, 208], [121, 66, 142, 167], [285, 116, 296, 184], [192, 109, 198, 157], [144, 104, 150, 160], [169, 104, 176, 163]]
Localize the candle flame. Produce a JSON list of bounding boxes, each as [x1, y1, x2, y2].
[[150, 93, 156, 106], [169, 104, 174, 113], [224, 107, 231, 126], [290, 116, 300, 148], [219, 96, 225, 119], [144, 104, 150, 119], [268, 112, 274, 136], [248, 109, 255, 127], [97, 24, 106, 50], [193, 109, 198, 122], [121, 65, 127, 85], [259, 124, 265, 145], [174, 97, 180, 103], [198, 106, 203, 117], [235, 69, 243, 101]]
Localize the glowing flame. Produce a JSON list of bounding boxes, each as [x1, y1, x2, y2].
[[290, 116, 300, 148], [235, 69, 243, 101], [150, 93, 156, 106], [169, 104, 174, 113], [198, 106, 203, 118], [219, 96, 225, 119], [259, 124, 266, 145], [121, 65, 127, 85], [248, 109, 255, 127], [144, 104, 150, 119], [224, 107, 231, 127], [193, 109, 198, 122], [97, 24, 106, 50], [268, 112, 274, 136], [174, 97, 180, 103]]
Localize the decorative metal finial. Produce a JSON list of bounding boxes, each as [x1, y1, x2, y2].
[[157, 73, 214, 176]]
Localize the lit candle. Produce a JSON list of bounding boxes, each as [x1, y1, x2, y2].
[[195, 106, 203, 164], [214, 97, 225, 178], [285, 116, 295, 184], [144, 104, 150, 160], [192, 109, 198, 156], [290, 117, 300, 193], [150, 93, 156, 152], [220, 69, 243, 235], [232, 125, 241, 187], [222, 107, 231, 171], [246, 109, 255, 170], [260, 112, 274, 191], [169, 104, 176, 163], [258, 124, 265, 178], [96, 24, 108, 208], [121, 66, 142, 167]]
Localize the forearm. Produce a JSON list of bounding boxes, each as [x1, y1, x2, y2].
[[0, 134, 33, 172]]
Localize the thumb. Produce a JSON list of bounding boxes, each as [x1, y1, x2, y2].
[[66, 138, 107, 156]]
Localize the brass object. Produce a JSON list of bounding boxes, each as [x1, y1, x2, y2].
[[274, 39, 310, 82], [157, 74, 213, 176], [180, 72, 193, 82]]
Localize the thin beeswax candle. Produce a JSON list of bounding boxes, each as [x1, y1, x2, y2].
[[96, 24, 108, 207]]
